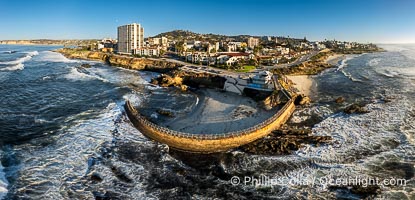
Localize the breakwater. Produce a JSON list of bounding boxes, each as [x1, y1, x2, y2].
[[124, 97, 295, 153]]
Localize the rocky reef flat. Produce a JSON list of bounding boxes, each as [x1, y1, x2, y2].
[[55, 48, 181, 72]]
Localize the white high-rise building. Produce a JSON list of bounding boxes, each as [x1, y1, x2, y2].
[[247, 37, 259, 48], [117, 23, 144, 54]]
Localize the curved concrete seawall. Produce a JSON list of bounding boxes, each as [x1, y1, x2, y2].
[[124, 98, 295, 153]]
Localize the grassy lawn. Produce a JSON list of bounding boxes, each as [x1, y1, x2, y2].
[[235, 65, 256, 72]]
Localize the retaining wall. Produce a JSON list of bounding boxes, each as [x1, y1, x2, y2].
[[124, 97, 295, 153]]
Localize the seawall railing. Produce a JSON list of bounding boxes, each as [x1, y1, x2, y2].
[[125, 95, 294, 140]]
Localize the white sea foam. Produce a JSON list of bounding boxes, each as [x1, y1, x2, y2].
[[0, 153, 9, 200], [7, 102, 136, 199], [122, 92, 144, 106], [375, 66, 415, 79], [298, 97, 410, 163], [280, 97, 415, 196], [380, 69, 400, 78], [340, 70, 363, 82], [336, 55, 360, 71], [34, 51, 79, 63], [42, 75, 51, 80], [0, 51, 38, 65], [64, 67, 108, 82], [336, 58, 348, 71], [367, 57, 381, 67], [0, 63, 24, 71]]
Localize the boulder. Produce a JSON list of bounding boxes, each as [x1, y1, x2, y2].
[[157, 109, 175, 117], [295, 94, 311, 105], [81, 63, 91, 68], [240, 127, 331, 155], [180, 84, 188, 92], [344, 103, 369, 114], [335, 97, 345, 104]]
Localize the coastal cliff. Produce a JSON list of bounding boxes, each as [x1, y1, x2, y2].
[[56, 48, 182, 72]]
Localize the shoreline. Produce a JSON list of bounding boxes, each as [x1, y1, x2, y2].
[[55, 48, 182, 73], [286, 53, 343, 97], [0, 43, 63, 46]]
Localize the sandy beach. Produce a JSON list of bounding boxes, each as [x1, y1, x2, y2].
[[325, 53, 345, 66], [163, 88, 276, 134], [287, 53, 346, 96]]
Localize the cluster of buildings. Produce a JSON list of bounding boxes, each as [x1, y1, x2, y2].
[[322, 40, 378, 50], [116, 23, 164, 56], [90, 22, 377, 67], [90, 22, 321, 63], [179, 37, 318, 67], [91, 23, 167, 57]]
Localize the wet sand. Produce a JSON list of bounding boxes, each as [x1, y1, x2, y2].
[[163, 89, 276, 134]]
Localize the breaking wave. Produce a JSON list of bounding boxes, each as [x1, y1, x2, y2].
[[0, 63, 24, 71], [0, 51, 38, 65], [340, 69, 363, 82], [34, 51, 79, 63], [64, 67, 109, 82], [367, 57, 381, 67], [0, 160, 8, 200], [336, 55, 360, 71]]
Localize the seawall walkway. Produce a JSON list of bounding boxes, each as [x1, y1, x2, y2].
[[124, 97, 295, 153]]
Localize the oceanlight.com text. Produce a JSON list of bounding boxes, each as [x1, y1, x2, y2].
[[230, 174, 406, 188]]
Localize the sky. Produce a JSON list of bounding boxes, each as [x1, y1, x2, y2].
[[0, 0, 414, 43]]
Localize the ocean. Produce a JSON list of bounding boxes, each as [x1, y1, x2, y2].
[[0, 44, 414, 199]]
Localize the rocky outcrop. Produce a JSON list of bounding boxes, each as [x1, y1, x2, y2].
[[344, 103, 369, 114], [295, 94, 311, 105], [260, 90, 290, 110], [335, 96, 345, 104], [56, 48, 181, 72], [157, 109, 175, 117], [240, 126, 331, 155], [151, 74, 183, 87], [272, 51, 335, 75], [151, 70, 226, 92], [81, 63, 91, 68]]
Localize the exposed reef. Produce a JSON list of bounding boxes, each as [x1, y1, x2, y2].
[[56, 48, 181, 72]]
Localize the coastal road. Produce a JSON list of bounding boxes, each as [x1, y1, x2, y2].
[[147, 57, 241, 77], [148, 50, 319, 77], [264, 50, 319, 70]]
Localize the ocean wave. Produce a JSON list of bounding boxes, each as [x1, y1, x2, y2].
[[123, 92, 144, 106], [298, 96, 410, 163], [0, 63, 24, 71], [379, 69, 400, 78], [64, 67, 108, 82], [336, 55, 359, 71], [290, 96, 414, 196], [0, 161, 8, 200], [336, 58, 349, 71], [340, 70, 363, 82], [82, 67, 150, 86], [34, 51, 79, 63], [6, 102, 130, 199], [0, 51, 38, 65], [1, 50, 17, 54], [367, 57, 381, 67], [376, 67, 415, 79]]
